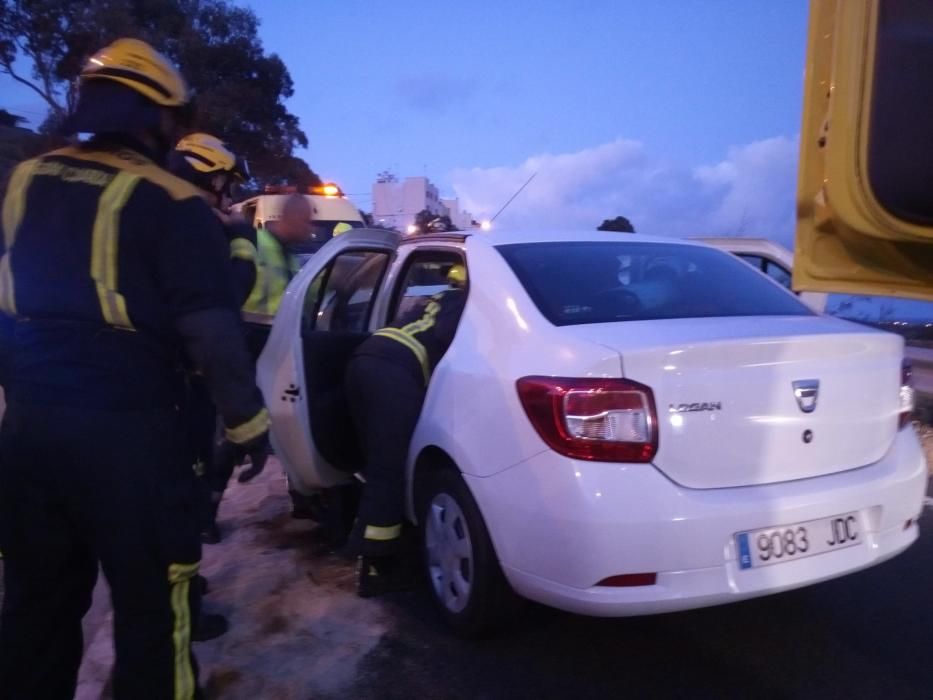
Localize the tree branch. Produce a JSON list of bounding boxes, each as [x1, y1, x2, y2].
[[0, 58, 64, 116]]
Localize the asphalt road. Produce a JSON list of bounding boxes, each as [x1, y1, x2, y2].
[[348, 505, 933, 700], [2, 461, 931, 700]]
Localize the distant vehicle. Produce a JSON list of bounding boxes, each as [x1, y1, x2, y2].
[[233, 183, 365, 262], [696, 238, 828, 312], [259, 228, 925, 635]]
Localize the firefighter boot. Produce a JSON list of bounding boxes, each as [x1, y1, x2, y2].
[[357, 555, 416, 598]]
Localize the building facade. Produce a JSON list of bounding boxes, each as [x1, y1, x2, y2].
[[372, 172, 474, 232]]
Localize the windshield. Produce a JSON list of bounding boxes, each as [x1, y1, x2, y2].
[[289, 220, 365, 255], [497, 241, 812, 326]]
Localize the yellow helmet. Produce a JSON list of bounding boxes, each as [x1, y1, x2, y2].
[[81, 38, 189, 107], [447, 263, 468, 286], [174, 132, 249, 180], [332, 222, 353, 237]]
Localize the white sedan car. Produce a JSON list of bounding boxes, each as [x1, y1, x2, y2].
[[258, 228, 927, 635]]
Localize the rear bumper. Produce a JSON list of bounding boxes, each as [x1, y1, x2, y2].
[[466, 428, 928, 617]]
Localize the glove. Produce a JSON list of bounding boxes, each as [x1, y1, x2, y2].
[[214, 431, 270, 484]]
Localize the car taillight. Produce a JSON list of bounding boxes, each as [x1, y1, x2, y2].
[[900, 360, 914, 430], [516, 376, 658, 462]]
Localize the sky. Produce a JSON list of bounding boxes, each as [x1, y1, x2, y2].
[[1, 0, 808, 239], [245, 0, 809, 242], [2, 0, 930, 318]]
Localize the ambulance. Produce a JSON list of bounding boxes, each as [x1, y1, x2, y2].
[[233, 182, 366, 262]]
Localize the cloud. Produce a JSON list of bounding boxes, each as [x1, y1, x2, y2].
[[396, 74, 476, 114], [449, 135, 799, 245]]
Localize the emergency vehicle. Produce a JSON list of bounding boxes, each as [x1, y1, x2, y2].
[[233, 183, 366, 260]]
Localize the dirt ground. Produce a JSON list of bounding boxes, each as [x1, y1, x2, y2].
[[0, 461, 391, 699]]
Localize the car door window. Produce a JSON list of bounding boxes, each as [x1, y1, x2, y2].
[[763, 260, 792, 289], [737, 254, 766, 272], [302, 250, 391, 333], [736, 254, 793, 290], [390, 251, 467, 324]]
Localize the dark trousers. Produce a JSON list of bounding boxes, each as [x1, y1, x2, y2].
[[243, 323, 271, 364], [186, 376, 232, 530], [0, 401, 202, 699], [345, 353, 426, 556]]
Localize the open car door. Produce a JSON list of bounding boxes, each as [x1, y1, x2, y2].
[[257, 229, 401, 492], [796, 0, 933, 300]]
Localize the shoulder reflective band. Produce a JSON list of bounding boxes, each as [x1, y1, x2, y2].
[[373, 327, 430, 384], [364, 524, 402, 541], [1, 159, 38, 249], [401, 298, 441, 336], [225, 407, 270, 445], [91, 171, 141, 329], [229, 237, 257, 262], [0, 159, 40, 314]]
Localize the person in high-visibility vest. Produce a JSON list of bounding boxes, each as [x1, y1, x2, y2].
[[345, 263, 468, 597], [0, 39, 269, 699], [243, 193, 310, 317]]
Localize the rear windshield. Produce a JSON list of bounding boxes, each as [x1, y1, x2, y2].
[[497, 241, 812, 326]]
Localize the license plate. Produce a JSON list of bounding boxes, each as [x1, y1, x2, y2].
[[736, 512, 862, 570]]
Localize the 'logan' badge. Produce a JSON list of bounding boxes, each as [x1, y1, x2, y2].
[[668, 402, 722, 413]]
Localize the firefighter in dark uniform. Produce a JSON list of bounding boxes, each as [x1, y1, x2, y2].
[[168, 133, 259, 544], [0, 39, 269, 700], [345, 262, 468, 597], [169, 132, 257, 303]]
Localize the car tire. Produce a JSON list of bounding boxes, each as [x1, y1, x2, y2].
[[418, 468, 521, 637]]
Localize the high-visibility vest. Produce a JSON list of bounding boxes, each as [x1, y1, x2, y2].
[[242, 227, 298, 316]]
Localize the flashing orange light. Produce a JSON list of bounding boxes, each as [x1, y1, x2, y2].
[[263, 182, 345, 197], [309, 182, 344, 197]]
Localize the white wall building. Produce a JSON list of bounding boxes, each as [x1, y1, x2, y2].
[[441, 198, 474, 231], [373, 173, 474, 232]]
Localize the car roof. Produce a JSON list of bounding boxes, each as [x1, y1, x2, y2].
[[399, 229, 716, 248], [465, 229, 711, 248]]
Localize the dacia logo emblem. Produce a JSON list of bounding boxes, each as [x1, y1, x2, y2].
[[793, 379, 819, 413]]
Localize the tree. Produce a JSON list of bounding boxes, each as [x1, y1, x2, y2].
[[597, 216, 635, 233], [0, 0, 315, 186], [413, 208, 458, 233], [0, 110, 48, 183], [0, 109, 25, 128]]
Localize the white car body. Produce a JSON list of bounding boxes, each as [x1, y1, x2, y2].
[[259, 229, 927, 620]]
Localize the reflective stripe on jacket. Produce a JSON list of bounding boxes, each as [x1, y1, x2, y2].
[[0, 137, 239, 409], [367, 289, 467, 384]]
